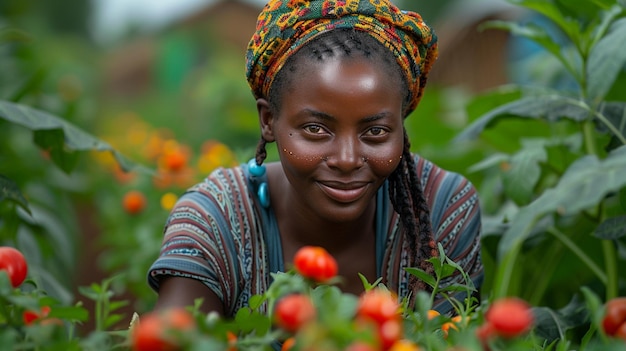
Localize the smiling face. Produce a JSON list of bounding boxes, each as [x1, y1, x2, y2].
[[259, 52, 406, 223]]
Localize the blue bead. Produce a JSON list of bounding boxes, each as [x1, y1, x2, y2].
[[258, 182, 270, 208], [248, 158, 266, 177]]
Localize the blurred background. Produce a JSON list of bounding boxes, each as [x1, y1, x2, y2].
[[1, 0, 540, 332]]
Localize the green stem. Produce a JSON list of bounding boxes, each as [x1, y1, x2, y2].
[[494, 242, 522, 299], [602, 239, 618, 300], [528, 240, 564, 305], [591, 108, 626, 145], [547, 227, 607, 284], [582, 120, 598, 156]]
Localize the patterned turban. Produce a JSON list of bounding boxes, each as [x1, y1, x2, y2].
[[245, 0, 438, 117]]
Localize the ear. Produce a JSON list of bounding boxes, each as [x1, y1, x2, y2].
[[257, 98, 276, 142]]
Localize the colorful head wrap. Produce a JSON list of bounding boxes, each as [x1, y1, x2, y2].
[[245, 0, 438, 117]]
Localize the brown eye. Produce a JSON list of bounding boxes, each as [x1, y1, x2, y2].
[[366, 127, 387, 136], [304, 125, 324, 134]]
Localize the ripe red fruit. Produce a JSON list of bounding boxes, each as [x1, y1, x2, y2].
[[274, 294, 316, 333], [293, 246, 338, 283], [602, 297, 626, 337], [485, 297, 533, 338], [379, 319, 403, 350], [131, 308, 195, 351], [0, 246, 28, 288], [23, 306, 52, 325], [123, 190, 147, 215], [356, 289, 401, 326]]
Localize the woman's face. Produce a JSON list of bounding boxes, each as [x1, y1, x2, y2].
[[260, 56, 405, 223]]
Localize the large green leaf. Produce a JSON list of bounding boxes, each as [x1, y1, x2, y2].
[[499, 144, 626, 258], [510, 0, 583, 45], [502, 140, 548, 205], [454, 95, 591, 142], [587, 18, 626, 104], [0, 100, 136, 173]]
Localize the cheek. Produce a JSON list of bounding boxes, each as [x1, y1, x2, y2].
[[276, 134, 326, 169], [363, 144, 404, 177]]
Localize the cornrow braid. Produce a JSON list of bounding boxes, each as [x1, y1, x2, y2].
[[390, 130, 437, 301]]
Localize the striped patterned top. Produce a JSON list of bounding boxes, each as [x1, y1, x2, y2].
[[148, 154, 483, 316]]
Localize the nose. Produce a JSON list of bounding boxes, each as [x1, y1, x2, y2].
[[325, 135, 364, 171]]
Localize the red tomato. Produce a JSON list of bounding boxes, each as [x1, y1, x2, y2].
[[356, 289, 401, 326], [602, 297, 626, 336], [131, 308, 195, 351], [274, 294, 316, 333], [0, 246, 28, 288], [485, 297, 533, 338], [293, 246, 338, 282], [379, 319, 403, 350], [23, 306, 51, 325]]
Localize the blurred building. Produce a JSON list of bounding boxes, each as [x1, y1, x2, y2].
[[102, 0, 525, 98], [102, 0, 259, 97]]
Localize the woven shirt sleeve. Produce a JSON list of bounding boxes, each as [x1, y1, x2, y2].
[[147, 188, 240, 310]]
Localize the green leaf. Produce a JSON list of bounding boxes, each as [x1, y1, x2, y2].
[[532, 295, 589, 342], [0, 174, 31, 214], [248, 294, 265, 310], [481, 20, 578, 79], [588, 18, 626, 103], [580, 286, 604, 332], [502, 141, 548, 205], [48, 305, 90, 322], [511, 0, 582, 45], [499, 144, 626, 258], [405, 268, 437, 289], [0, 100, 139, 173], [593, 215, 626, 240], [454, 95, 591, 142], [33, 129, 80, 173]]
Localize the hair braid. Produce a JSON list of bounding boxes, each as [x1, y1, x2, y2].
[[255, 137, 267, 166], [388, 130, 437, 307]]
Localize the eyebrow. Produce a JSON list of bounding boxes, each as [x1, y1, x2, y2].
[[302, 109, 390, 123]]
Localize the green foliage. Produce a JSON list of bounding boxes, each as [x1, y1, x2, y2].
[[458, 0, 626, 326]]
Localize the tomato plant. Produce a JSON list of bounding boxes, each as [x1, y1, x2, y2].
[[0, 246, 28, 288], [274, 293, 317, 333], [293, 246, 338, 283]]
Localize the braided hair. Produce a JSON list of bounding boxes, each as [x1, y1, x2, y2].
[[255, 29, 437, 302]]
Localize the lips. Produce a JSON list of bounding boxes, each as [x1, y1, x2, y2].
[[317, 181, 370, 203]]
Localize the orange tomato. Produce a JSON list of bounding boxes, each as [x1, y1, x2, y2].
[[123, 190, 147, 215]]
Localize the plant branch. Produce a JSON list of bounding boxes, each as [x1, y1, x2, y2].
[[546, 227, 607, 284]]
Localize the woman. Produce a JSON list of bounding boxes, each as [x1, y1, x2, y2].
[[148, 0, 483, 317]]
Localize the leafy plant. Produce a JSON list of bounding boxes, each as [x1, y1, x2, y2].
[[455, 0, 626, 331]]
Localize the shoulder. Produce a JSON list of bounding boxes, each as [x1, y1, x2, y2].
[[167, 165, 254, 226], [411, 153, 477, 202]]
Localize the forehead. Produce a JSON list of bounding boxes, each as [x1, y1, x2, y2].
[[278, 56, 404, 117]]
